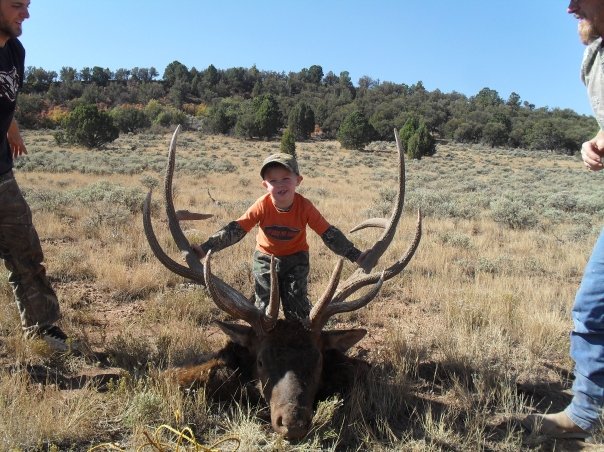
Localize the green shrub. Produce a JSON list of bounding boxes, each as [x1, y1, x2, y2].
[[73, 181, 144, 213], [288, 101, 315, 140], [110, 106, 151, 133], [401, 117, 435, 159], [154, 107, 187, 128], [491, 198, 539, 229], [439, 231, 472, 249], [60, 104, 119, 148], [280, 128, 296, 157], [337, 111, 375, 150]]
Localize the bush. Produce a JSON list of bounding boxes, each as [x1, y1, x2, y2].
[[491, 198, 539, 229], [153, 107, 187, 128], [45, 105, 69, 127], [288, 102, 315, 140], [204, 98, 241, 135], [337, 111, 375, 150], [144, 99, 163, 122], [407, 133, 422, 160], [110, 105, 151, 133], [60, 104, 119, 148], [401, 118, 435, 160], [73, 181, 144, 213], [280, 128, 296, 157], [15, 93, 50, 129], [399, 116, 419, 148]]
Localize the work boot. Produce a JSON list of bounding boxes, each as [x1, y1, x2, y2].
[[26, 325, 83, 355], [522, 411, 591, 440]]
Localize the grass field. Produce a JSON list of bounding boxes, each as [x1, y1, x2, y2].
[[1, 129, 603, 451]]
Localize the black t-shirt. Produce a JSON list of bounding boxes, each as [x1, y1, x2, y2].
[[0, 38, 24, 175]]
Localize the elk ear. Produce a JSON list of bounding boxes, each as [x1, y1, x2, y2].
[[215, 320, 255, 347], [321, 329, 367, 353]]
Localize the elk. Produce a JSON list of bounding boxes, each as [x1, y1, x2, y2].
[[142, 126, 422, 440]]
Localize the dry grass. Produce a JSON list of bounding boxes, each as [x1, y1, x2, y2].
[[0, 130, 603, 450]]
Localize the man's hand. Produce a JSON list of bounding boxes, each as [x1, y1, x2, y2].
[[581, 130, 604, 171], [7, 119, 26, 158]]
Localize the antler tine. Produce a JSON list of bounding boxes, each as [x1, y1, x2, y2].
[[349, 128, 406, 277], [265, 255, 280, 331], [308, 126, 422, 329], [204, 250, 279, 334], [204, 250, 263, 332], [143, 125, 278, 334], [309, 258, 344, 330], [143, 190, 204, 283], [310, 210, 421, 329], [331, 209, 422, 304], [311, 273, 385, 330], [162, 125, 206, 276]]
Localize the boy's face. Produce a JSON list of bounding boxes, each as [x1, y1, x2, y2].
[[262, 165, 303, 209]]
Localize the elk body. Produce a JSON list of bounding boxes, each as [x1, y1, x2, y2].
[[143, 127, 422, 440]]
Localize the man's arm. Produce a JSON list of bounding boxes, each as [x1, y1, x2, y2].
[[581, 129, 604, 171], [7, 118, 27, 158]]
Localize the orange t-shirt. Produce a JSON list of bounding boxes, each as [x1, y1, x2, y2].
[[236, 193, 330, 256]]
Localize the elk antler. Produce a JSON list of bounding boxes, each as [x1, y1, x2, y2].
[[142, 126, 279, 335], [309, 129, 422, 331], [205, 250, 279, 333]]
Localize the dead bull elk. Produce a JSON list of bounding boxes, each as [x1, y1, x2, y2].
[[142, 126, 422, 440]]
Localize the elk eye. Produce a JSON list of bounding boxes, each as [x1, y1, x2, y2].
[[257, 359, 263, 368]]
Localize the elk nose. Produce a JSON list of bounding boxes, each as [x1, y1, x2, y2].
[[274, 406, 312, 440]]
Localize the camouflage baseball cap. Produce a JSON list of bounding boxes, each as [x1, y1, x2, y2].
[[260, 153, 300, 178]]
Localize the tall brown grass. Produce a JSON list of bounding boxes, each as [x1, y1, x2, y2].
[[0, 130, 601, 450]]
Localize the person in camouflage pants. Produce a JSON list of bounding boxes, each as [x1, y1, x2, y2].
[[180, 153, 366, 321], [0, 172, 60, 334], [0, 0, 70, 350]]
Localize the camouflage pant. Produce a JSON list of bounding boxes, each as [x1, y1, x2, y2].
[[253, 250, 311, 321], [0, 171, 60, 333]]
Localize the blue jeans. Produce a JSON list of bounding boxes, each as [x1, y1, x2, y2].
[[567, 228, 604, 431]]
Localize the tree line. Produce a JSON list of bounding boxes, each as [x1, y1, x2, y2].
[[17, 62, 598, 156]]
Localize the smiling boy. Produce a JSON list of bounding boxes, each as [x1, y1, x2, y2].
[[186, 153, 366, 320]]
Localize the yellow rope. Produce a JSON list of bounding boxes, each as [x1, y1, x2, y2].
[[87, 424, 240, 452]]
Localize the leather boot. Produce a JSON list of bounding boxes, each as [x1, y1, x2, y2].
[[522, 411, 591, 439]]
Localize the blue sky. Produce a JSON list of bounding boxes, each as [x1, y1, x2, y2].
[[20, 1, 591, 115]]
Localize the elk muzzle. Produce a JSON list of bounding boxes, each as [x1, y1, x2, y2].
[[269, 371, 314, 439]]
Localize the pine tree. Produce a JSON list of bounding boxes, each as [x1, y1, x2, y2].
[[288, 102, 315, 140], [337, 111, 375, 150], [60, 104, 118, 148], [280, 128, 297, 158]]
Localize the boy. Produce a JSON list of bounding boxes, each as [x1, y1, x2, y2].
[[182, 153, 366, 320]]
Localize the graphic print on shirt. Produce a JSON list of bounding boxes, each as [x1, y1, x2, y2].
[[263, 224, 301, 241], [0, 67, 19, 103]]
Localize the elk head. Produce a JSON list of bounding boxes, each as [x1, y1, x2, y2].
[[143, 126, 421, 440]]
